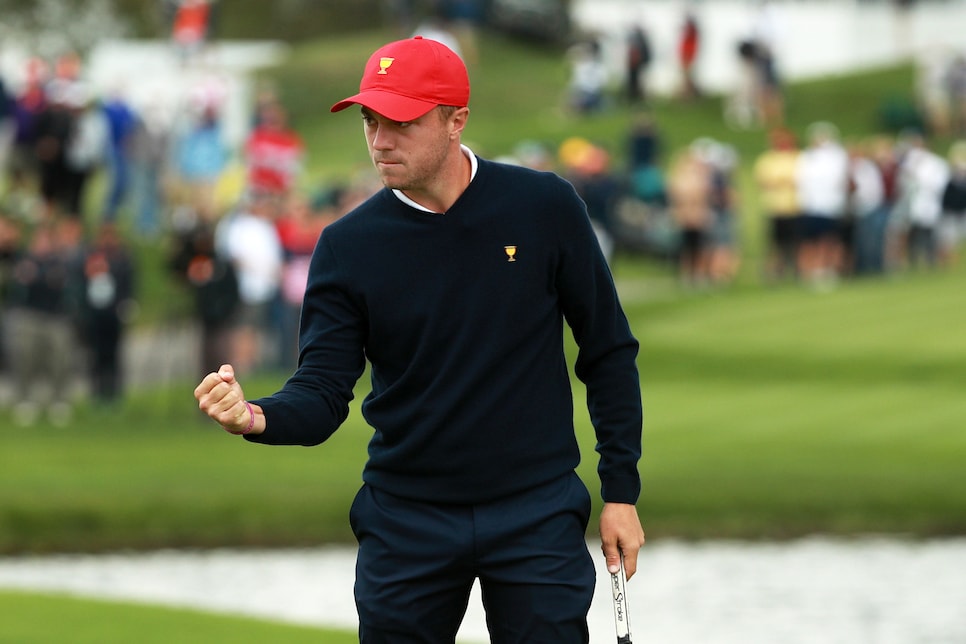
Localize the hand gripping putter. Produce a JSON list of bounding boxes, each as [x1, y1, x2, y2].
[[610, 555, 633, 643]]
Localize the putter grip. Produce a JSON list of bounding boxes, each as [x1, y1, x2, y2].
[[611, 569, 632, 643]]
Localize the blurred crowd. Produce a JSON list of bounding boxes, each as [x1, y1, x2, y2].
[[563, 2, 787, 125], [0, 51, 143, 427], [752, 125, 966, 288], [0, 46, 374, 427], [551, 1, 966, 291], [497, 114, 966, 292]]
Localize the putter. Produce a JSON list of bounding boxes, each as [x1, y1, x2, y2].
[[610, 555, 633, 643]]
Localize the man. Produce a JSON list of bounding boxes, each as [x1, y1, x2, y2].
[[195, 36, 644, 642]]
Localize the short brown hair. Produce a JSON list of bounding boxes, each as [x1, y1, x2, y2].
[[437, 105, 459, 121]]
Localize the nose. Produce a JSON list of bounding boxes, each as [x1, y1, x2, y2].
[[370, 124, 394, 151]]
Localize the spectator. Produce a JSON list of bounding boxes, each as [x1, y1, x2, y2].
[[868, 135, 904, 270], [667, 143, 714, 285], [5, 220, 83, 426], [700, 139, 741, 285], [101, 88, 139, 222], [916, 47, 953, 138], [896, 131, 950, 269], [4, 65, 47, 222], [940, 140, 966, 265], [566, 38, 609, 115], [62, 85, 109, 220], [244, 100, 304, 199], [753, 127, 802, 282], [80, 223, 136, 404], [128, 101, 171, 238], [848, 140, 890, 276], [168, 220, 239, 379], [748, 0, 785, 127], [728, 37, 763, 130], [677, 10, 701, 100], [625, 23, 653, 105], [173, 104, 229, 224], [33, 81, 76, 221], [54, 216, 89, 381], [796, 121, 850, 288], [216, 190, 283, 376], [626, 110, 665, 206], [274, 189, 333, 371], [171, 0, 214, 62], [0, 212, 24, 390], [0, 68, 14, 184], [562, 141, 622, 264]]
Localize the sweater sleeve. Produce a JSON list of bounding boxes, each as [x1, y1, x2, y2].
[[245, 232, 367, 446], [553, 179, 643, 504]]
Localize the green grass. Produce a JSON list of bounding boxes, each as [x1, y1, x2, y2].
[[0, 394, 369, 552], [0, 590, 354, 643]]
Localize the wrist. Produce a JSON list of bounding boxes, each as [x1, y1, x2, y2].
[[224, 401, 255, 436], [240, 401, 255, 434]]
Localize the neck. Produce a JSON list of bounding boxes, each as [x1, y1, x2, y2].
[[401, 144, 472, 213]]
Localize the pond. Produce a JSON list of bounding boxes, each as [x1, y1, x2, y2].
[[1, 537, 965, 643]]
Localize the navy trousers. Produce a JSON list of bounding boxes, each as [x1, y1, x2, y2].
[[350, 471, 596, 643]]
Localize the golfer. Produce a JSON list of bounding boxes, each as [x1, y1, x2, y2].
[[195, 35, 645, 643]]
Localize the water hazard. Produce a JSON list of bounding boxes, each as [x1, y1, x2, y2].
[[1, 537, 965, 643]]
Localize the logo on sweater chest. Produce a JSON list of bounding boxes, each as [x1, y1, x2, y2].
[[504, 245, 517, 262]]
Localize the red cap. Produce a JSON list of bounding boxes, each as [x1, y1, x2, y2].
[[330, 36, 470, 122]]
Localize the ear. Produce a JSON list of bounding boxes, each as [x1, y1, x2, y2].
[[449, 107, 470, 139]]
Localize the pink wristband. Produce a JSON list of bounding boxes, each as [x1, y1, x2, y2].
[[240, 401, 255, 435]]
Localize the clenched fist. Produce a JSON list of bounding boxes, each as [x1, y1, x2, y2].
[[194, 364, 264, 436]]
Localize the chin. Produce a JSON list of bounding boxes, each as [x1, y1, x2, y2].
[[378, 173, 408, 190], [375, 167, 399, 185]]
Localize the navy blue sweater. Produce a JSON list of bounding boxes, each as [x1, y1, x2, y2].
[[249, 157, 642, 505]]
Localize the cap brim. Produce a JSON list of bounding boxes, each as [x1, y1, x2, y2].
[[330, 90, 438, 122]]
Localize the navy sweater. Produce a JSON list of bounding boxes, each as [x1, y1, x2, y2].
[[249, 157, 642, 505]]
